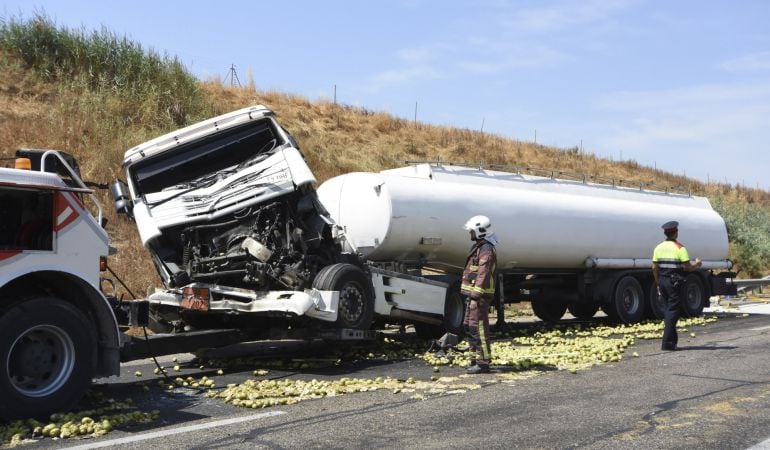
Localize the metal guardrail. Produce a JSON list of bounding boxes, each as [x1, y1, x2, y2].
[[733, 276, 770, 292], [400, 158, 693, 196]]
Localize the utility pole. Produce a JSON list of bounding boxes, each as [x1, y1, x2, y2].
[[414, 102, 418, 125], [224, 64, 241, 87], [333, 84, 337, 106], [534, 129, 537, 144], [480, 117, 485, 133]]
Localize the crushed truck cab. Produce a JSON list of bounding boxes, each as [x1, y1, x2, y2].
[[114, 106, 358, 330]]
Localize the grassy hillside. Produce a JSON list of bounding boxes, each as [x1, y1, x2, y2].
[[1, 15, 768, 296]]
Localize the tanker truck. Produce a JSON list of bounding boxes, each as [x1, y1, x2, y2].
[[109, 104, 734, 337], [317, 162, 735, 325]]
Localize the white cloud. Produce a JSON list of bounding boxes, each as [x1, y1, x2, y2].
[[594, 81, 770, 184], [456, 43, 568, 73], [598, 81, 770, 112], [396, 44, 449, 62], [365, 66, 444, 92], [502, 0, 636, 33], [721, 51, 770, 73]]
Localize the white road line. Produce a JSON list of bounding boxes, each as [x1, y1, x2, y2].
[[66, 411, 286, 449], [747, 436, 770, 449], [750, 325, 770, 331]]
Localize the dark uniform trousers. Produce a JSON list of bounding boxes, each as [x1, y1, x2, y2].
[[463, 296, 492, 365], [659, 275, 682, 349]]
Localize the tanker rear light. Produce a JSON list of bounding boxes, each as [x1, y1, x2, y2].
[[99, 256, 108, 272], [14, 158, 32, 170]]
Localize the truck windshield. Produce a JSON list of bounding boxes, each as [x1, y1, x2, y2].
[[132, 119, 283, 195]]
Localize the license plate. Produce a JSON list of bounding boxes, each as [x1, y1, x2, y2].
[[181, 287, 210, 312]]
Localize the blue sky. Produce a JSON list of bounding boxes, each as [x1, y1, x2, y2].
[[3, 0, 769, 190]]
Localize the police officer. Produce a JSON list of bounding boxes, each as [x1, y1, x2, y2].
[[461, 215, 498, 373], [652, 221, 702, 351]]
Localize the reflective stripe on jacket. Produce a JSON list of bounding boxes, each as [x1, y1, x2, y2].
[[652, 239, 690, 276], [461, 240, 497, 299]]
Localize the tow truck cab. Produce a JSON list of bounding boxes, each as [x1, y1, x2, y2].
[[0, 150, 120, 420]]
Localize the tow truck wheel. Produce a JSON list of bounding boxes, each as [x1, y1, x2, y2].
[[0, 297, 95, 420], [313, 264, 375, 330]]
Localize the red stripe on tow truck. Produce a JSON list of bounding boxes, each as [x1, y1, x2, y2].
[[54, 191, 80, 232], [0, 250, 21, 261]]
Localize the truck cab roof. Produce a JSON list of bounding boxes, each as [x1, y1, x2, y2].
[[0, 166, 68, 190], [121, 105, 274, 167]]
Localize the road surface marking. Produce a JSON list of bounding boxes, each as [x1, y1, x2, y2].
[[747, 436, 770, 449], [66, 411, 286, 449], [750, 325, 770, 331]]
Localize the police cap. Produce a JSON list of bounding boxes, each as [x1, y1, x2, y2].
[[661, 221, 679, 230]]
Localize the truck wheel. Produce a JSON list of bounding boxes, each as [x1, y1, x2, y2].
[[567, 303, 599, 320], [414, 281, 465, 339], [681, 274, 707, 317], [645, 279, 666, 320], [0, 297, 95, 420], [532, 300, 567, 323], [313, 264, 375, 329], [609, 276, 645, 324], [442, 281, 465, 335]]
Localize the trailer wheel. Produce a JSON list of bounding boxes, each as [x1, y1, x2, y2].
[[0, 297, 95, 420], [567, 302, 599, 320], [313, 264, 375, 329], [681, 274, 707, 317], [645, 279, 666, 320], [609, 276, 645, 324], [532, 300, 567, 323]]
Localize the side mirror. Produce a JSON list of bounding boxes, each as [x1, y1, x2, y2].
[[110, 179, 133, 217]]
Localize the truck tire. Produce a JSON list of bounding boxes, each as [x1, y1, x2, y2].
[[681, 274, 707, 317], [532, 300, 567, 323], [0, 297, 95, 420], [414, 281, 465, 338], [313, 263, 375, 329], [608, 276, 645, 324], [567, 302, 599, 320], [645, 279, 666, 320]]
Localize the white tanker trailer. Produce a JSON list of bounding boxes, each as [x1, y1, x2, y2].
[[317, 162, 735, 325]]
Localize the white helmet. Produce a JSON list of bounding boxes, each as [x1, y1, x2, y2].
[[463, 215, 492, 239]]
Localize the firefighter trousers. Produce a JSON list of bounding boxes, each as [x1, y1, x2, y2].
[[463, 296, 492, 365]]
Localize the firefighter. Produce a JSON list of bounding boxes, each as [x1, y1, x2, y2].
[[652, 221, 702, 351], [461, 215, 499, 373]]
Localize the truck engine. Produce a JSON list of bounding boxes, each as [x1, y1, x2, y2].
[[176, 191, 337, 290]]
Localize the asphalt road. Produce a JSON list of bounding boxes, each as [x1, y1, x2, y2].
[[21, 304, 770, 450]]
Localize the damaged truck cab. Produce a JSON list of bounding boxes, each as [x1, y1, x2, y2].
[[113, 105, 355, 330], [113, 105, 454, 335]]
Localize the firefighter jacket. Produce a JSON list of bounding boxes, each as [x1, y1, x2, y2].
[[461, 239, 498, 300]]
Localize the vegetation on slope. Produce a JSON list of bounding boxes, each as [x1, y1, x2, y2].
[[0, 15, 767, 295]]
